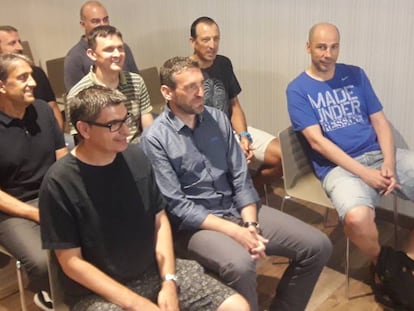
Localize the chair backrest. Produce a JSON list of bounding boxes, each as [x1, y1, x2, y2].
[[45, 57, 66, 101], [46, 250, 69, 311], [21, 41, 33, 62], [279, 126, 314, 190], [139, 66, 165, 115], [279, 126, 333, 208]]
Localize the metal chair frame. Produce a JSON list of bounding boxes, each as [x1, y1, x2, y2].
[[0, 244, 27, 311]]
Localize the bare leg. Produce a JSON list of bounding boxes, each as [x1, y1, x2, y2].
[[344, 206, 381, 263], [217, 294, 250, 311], [404, 230, 414, 260], [252, 138, 283, 190]]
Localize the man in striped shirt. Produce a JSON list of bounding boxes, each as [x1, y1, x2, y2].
[[67, 25, 153, 143]]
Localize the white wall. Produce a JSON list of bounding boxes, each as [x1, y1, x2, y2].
[[1, 0, 414, 147]]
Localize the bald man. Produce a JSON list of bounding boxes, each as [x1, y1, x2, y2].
[[287, 22, 414, 309], [64, 0, 138, 91]]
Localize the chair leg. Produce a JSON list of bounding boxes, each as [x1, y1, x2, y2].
[[281, 195, 290, 212], [16, 260, 28, 311], [264, 184, 269, 206], [393, 194, 399, 247], [345, 237, 350, 300]]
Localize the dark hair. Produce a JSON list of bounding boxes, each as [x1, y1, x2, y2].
[[159, 56, 199, 89], [190, 16, 218, 39], [0, 25, 18, 33], [0, 53, 32, 82], [69, 85, 127, 133], [87, 25, 123, 50]]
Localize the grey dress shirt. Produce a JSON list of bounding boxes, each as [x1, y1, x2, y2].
[[141, 105, 259, 231]]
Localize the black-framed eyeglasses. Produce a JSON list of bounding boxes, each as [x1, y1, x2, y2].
[[85, 113, 135, 132]]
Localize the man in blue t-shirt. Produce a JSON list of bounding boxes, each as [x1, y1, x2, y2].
[[287, 22, 414, 308]]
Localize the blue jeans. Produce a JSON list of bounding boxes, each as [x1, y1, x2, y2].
[[323, 149, 414, 220]]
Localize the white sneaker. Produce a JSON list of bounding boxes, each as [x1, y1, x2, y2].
[[33, 290, 53, 311]]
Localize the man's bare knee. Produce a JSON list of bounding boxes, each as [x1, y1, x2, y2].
[[344, 206, 375, 234], [217, 293, 250, 311]]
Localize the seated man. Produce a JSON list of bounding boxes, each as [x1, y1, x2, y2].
[[0, 25, 64, 130], [189, 17, 283, 192], [64, 0, 139, 91], [141, 57, 332, 311], [287, 22, 414, 309], [67, 25, 153, 143], [39, 85, 249, 311], [0, 53, 67, 310]]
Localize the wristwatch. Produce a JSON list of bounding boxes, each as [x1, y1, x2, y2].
[[243, 221, 261, 234], [163, 273, 180, 292]]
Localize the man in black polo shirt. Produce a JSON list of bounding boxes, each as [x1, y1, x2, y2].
[[0, 25, 65, 130], [0, 53, 67, 310]]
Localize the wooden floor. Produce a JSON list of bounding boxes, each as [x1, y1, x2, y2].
[[0, 181, 412, 310]]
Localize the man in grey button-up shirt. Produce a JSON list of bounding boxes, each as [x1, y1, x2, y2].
[[141, 57, 332, 311]]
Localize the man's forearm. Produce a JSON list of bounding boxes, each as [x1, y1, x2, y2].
[[200, 213, 241, 236], [240, 204, 258, 223], [154, 210, 176, 279], [141, 112, 154, 129], [0, 190, 39, 222], [230, 97, 248, 133], [371, 112, 395, 167], [56, 249, 156, 310], [302, 125, 369, 177]]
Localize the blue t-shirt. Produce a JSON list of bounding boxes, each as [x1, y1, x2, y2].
[[286, 63, 383, 179]]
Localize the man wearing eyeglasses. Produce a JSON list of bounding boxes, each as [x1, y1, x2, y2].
[[141, 57, 332, 311], [39, 85, 250, 311], [64, 0, 139, 91], [67, 25, 153, 143]]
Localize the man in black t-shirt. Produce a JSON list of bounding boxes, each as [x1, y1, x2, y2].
[[39, 85, 249, 311], [189, 17, 283, 192]]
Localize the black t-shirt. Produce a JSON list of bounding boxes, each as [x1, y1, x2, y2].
[[39, 145, 166, 299], [32, 66, 56, 103], [201, 55, 242, 118], [0, 100, 65, 201]]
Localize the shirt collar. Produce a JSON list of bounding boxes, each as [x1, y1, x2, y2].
[[0, 104, 36, 126], [0, 109, 13, 125], [89, 71, 125, 88], [163, 104, 205, 132]]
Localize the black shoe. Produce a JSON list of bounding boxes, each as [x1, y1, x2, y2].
[[33, 291, 53, 311], [372, 246, 414, 310]]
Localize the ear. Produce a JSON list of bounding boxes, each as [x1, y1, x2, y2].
[[189, 36, 196, 49], [76, 121, 91, 140], [160, 85, 173, 101], [0, 81, 6, 95], [306, 41, 311, 54], [87, 48, 97, 62]]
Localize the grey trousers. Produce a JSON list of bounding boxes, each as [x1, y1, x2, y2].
[[0, 199, 49, 293], [176, 206, 332, 311]]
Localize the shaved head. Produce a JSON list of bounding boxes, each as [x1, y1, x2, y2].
[[308, 23, 340, 43]]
